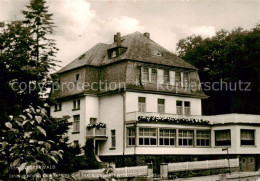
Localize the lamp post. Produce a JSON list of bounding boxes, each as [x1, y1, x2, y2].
[[222, 147, 231, 175]]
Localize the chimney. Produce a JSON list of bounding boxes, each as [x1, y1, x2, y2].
[[144, 32, 150, 39], [114, 32, 121, 46]]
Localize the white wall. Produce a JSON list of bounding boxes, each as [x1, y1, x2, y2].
[[125, 92, 202, 115], [51, 92, 260, 157], [51, 97, 86, 146], [98, 94, 124, 156], [85, 96, 99, 127], [124, 124, 260, 155]]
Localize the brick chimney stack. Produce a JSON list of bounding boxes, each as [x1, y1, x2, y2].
[[114, 32, 121, 46], [144, 32, 150, 39]]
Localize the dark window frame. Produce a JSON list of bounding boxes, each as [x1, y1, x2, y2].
[[139, 128, 157, 146], [240, 129, 255, 146], [176, 100, 183, 115], [196, 130, 211, 147], [215, 129, 231, 146], [178, 130, 194, 147], [54, 103, 62, 112], [76, 74, 80, 82], [163, 70, 170, 83], [73, 99, 80, 110], [158, 99, 165, 113], [159, 129, 175, 146], [142, 67, 149, 83], [138, 97, 146, 112], [73, 115, 80, 133], [151, 68, 157, 83], [111, 130, 116, 148], [127, 127, 136, 146], [184, 101, 191, 115], [90, 118, 97, 125]]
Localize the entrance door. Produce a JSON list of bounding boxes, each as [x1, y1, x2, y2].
[[240, 156, 256, 171]]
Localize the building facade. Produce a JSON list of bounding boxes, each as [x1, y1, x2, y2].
[[51, 32, 260, 172]]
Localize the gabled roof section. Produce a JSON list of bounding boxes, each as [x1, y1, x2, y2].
[[57, 31, 196, 74]]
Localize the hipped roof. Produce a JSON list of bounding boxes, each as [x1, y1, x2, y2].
[[57, 31, 196, 74]]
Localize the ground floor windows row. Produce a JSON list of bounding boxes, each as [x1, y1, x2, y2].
[[127, 128, 210, 147], [127, 128, 255, 147]]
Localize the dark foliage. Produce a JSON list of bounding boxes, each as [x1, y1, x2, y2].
[[176, 24, 260, 115]]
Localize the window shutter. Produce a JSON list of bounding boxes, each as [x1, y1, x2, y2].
[[169, 71, 175, 85], [148, 68, 152, 83], [181, 72, 184, 87], [157, 69, 164, 84]]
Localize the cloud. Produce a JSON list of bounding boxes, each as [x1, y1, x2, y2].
[[48, 1, 144, 68], [50, 0, 97, 39], [189, 25, 216, 37], [106, 16, 144, 34], [0, 1, 25, 21], [1, 0, 216, 69], [140, 24, 216, 53]]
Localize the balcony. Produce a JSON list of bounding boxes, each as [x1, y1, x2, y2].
[[125, 112, 260, 125], [126, 111, 204, 122], [86, 127, 107, 140]]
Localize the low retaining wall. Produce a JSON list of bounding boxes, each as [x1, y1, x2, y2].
[[161, 158, 239, 179], [74, 164, 153, 180]]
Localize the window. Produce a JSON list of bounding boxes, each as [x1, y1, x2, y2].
[[127, 128, 136, 146], [108, 49, 118, 58], [138, 97, 146, 112], [73, 140, 79, 147], [73, 115, 80, 133], [241, 129, 255, 146], [151, 68, 157, 83], [175, 72, 181, 86], [142, 67, 149, 83], [184, 101, 190, 115], [139, 128, 157, 146], [176, 101, 183, 115], [164, 70, 170, 83], [73, 99, 80, 110], [158, 99, 165, 113], [178, 130, 194, 146], [76, 74, 80, 82], [90, 118, 97, 124], [111, 50, 117, 58], [196, 130, 211, 147], [153, 50, 162, 57], [159, 129, 175, 146], [183, 72, 189, 88], [111, 130, 116, 148], [215, 130, 231, 146], [54, 103, 62, 111]]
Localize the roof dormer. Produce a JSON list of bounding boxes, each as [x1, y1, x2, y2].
[[108, 32, 127, 59]]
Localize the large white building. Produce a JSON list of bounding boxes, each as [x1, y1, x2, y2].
[[51, 32, 260, 172]]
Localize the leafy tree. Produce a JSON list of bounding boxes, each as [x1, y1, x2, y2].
[[0, 0, 80, 179], [0, 21, 33, 123], [22, 0, 59, 74], [71, 139, 101, 170], [0, 106, 64, 180], [0, 0, 59, 119], [176, 24, 260, 115]]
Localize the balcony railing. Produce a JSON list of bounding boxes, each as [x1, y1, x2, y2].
[[126, 112, 202, 122], [86, 127, 107, 139], [125, 112, 260, 125]]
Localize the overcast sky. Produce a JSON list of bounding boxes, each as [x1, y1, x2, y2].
[[0, 0, 259, 70]]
